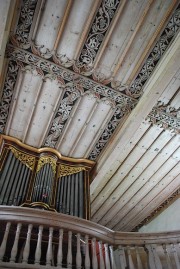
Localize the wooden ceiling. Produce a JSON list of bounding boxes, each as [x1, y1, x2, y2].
[[0, 0, 179, 231]]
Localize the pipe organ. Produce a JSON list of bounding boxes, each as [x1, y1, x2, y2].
[[0, 135, 95, 219]]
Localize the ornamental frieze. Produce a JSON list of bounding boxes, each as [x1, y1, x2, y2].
[[6, 45, 136, 107], [146, 104, 180, 134]]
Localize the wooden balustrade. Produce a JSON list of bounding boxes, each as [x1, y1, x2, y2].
[[0, 206, 180, 269]]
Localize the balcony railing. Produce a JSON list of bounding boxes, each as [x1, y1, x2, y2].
[[0, 206, 180, 269]]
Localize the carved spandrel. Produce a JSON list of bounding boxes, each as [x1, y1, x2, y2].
[[36, 156, 57, 175], [58, 164, 85, 178], [9, 146, 35, 170]]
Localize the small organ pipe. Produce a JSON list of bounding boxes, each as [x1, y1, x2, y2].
[[59, 177, 64, 213], [13, 164, 25, 206], [63, 176, 67, 213], [22, 169, 31, 203], [9, 161, 22, 205], [66, 175, 71, 214], [56, 179, 61, 211], [3, 157, 19, 205], [0, 154, 15, 204], [74, 173, 79, 217], [39, 165, 47, 201], [0, 151, 13, 192], [70, 175, 74, 216], [79, 171, 83, 218], [18, 166, 29, 205]]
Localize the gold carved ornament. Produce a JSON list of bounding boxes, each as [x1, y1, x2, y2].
[[58, 164, 85, 178], [9, 146, 35, 170], [36, 156, 57, 175]]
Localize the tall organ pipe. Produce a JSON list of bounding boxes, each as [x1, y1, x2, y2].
[[0, 151, 13, 193], [0, 153, 15, 204], [62, 176, 67, 214], [74, 173, 79, 217], [79, 171, 84, 218], [59, 177, 64, 213], [66, 175, 71, 214], [70, 174, 74, 216], [8, 160, 23, 205], [18, 165, 29, 205], [3, 156, 19, 205], [13, 164, 26, 205]]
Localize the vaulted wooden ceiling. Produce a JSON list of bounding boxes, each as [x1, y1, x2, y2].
[[0, 0, 179, 231]]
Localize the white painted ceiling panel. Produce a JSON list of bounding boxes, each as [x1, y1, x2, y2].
[[107, 149, 179, 229], [8, 71, 42, 141], [123, 166, 180, 231], [96, 0, 149, 78], [57, 0, 95, 60], [25, 78, 63, 147], [115, 0, 173, 84], [35, 0, 67, 51], [158, 69, 180, 105]]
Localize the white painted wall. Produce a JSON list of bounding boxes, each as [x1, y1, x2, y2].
[[139, 198, 180, 232]]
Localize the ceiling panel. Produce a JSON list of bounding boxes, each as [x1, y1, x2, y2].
[[0, 0, 179, 231]]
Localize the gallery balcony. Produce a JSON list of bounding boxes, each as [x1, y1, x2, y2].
[[0, 206, 180, 269]]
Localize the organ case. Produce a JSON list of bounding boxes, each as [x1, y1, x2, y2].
[[0, 135, 95, 219]]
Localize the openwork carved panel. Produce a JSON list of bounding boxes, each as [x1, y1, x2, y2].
[[58, 164, 85, 178], [0, 61, 19, 133], [146, 104, 180, 134], [43, 84, 82, 148], [9, 146, 35, 170], [37, 156, 57, 174], [12, 0, 37, 49], [76, 0, 121, 70]]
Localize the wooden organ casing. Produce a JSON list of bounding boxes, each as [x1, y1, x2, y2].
[[0, 135, 95, 219]]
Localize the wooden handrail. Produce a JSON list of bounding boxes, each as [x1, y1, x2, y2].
[[0, 206, 179, 246]]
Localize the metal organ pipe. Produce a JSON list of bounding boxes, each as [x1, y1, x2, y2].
[[79, 171, 84, 218], [63, 175, 68, 214], [70, 174, 74, 216], [8, 160, 22, 205], [74, 173, 79, 217], [59, 177, 64, 213], [66, 175, 71, 215], [0, 152, 16, 204], [13, 164, 26, 206]]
